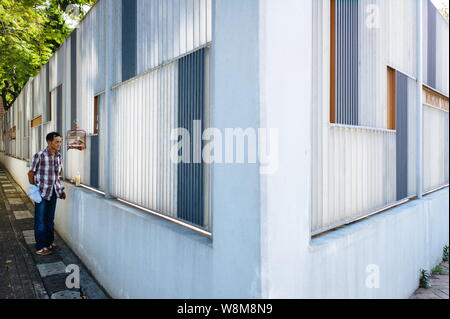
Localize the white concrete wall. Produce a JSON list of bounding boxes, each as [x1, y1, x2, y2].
[[305, 189, 449, 299], [259, 0, 313, 298], [1, 0, 264, 299], [211, 0, 262, 298], [0, 152, 30, 192], [2, 150, 449, 299], [259, 0, 449, 299], [2, 0, 448, 299], [55, 182, 214, 298], [0, 151, 262, 299]]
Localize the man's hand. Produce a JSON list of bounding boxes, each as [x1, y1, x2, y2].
[[61, 192, 66, 200], [27, 171, 35, 185]]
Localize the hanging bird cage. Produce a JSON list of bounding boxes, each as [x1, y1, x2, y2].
[[66, 121, 87, 151]]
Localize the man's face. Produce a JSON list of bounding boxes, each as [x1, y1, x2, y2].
[[48, 136, 62, 151]]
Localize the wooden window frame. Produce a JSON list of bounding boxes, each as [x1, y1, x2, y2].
[[93, 95, 99, 135], [387, 66, 396, 130], [31, 115, 42, 128], [48, 91, 52, 122], [423, 86, 449, 111]]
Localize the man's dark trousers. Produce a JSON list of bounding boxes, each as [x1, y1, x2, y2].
[[34, 189, 57, 250]]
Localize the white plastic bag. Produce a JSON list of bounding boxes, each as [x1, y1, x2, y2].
[[28, 184, 42, 203]]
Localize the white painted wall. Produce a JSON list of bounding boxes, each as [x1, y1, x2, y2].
[[259, 0, 449, 299], [259, 0, 313, 298], [3, 151, 447, 299], [1, 0, 448, 299], [3, 0, 264, 299], [0, 152, 30, 191], [305, 189, 448, 299]]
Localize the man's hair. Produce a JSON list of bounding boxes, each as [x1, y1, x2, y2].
[[46, 132, 62, 142]]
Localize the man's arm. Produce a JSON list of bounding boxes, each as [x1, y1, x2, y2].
[[27, 171, 35, 185], [28, 153, 40, 185]]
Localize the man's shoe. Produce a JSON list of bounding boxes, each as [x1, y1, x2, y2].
[[49, 244, 60, 251], [36, 248, 52, 256]]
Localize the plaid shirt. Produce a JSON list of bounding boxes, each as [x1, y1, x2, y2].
[[30, 147, 65, 200]]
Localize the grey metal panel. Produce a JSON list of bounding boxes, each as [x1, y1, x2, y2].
[[177, 49, 204, 227], [122, 0, 137, 82], [46, 64, 50, 122], [427, 0, 437, 89], [336, 0, 359, 126], [71, 30, 77, 129], [396, 71, 408, 201], [90, 135, 99, 189], [57, 85, 62, 134], [31, 80, 34, 118], [38, 127, 42, 151]]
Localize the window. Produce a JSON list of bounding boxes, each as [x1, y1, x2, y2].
[[177, 48, 206, 227], [330, 0, 336, 123], [387, 67, 396, 130], [330, 0, 359, 126], [93, 95, 99, 134], [423, 86, 449, 111], [48, 91, 52, 122], [91, 95, 101, 189], [31, 116, 42, 128]]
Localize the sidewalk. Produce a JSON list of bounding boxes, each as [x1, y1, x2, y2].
[[410, 261, 449, 299], [0, 165, 109, 299]]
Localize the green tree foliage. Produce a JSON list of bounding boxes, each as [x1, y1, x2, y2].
[[0, 0, 95, 110]]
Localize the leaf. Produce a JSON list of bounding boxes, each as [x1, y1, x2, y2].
[[0, 0, 95, 110]]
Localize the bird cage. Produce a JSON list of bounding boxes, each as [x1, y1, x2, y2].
[[66, 121, 87, 151]]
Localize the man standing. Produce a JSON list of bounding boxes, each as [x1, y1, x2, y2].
[[28, 132, 66, 256]]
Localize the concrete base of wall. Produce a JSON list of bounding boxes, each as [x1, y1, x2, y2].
[[0, 152, 30, 192], [2, 153, 448, 298], [305, 189, 449, 299], [54, 182, 214, 299]]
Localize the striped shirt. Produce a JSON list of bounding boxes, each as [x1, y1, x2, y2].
[[30, 147, 65, 200]]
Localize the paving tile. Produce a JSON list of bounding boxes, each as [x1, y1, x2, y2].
[[14, 211, 33, 220], [42, 273, 81, 295], [410, 261, 449, 299], [0, 165, 109, 299], [437, 288, 449, 295], [32, 252, 64, 265], [37, 262, 67, 278], [24, 237, 36, 245], [16, 219, 35, 231], [22, 230, 35, 238], [432, 289, 449, 299], [8, 198, 23, 205], [22, 230, 36, 245], [50, 290, 82, 299]]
